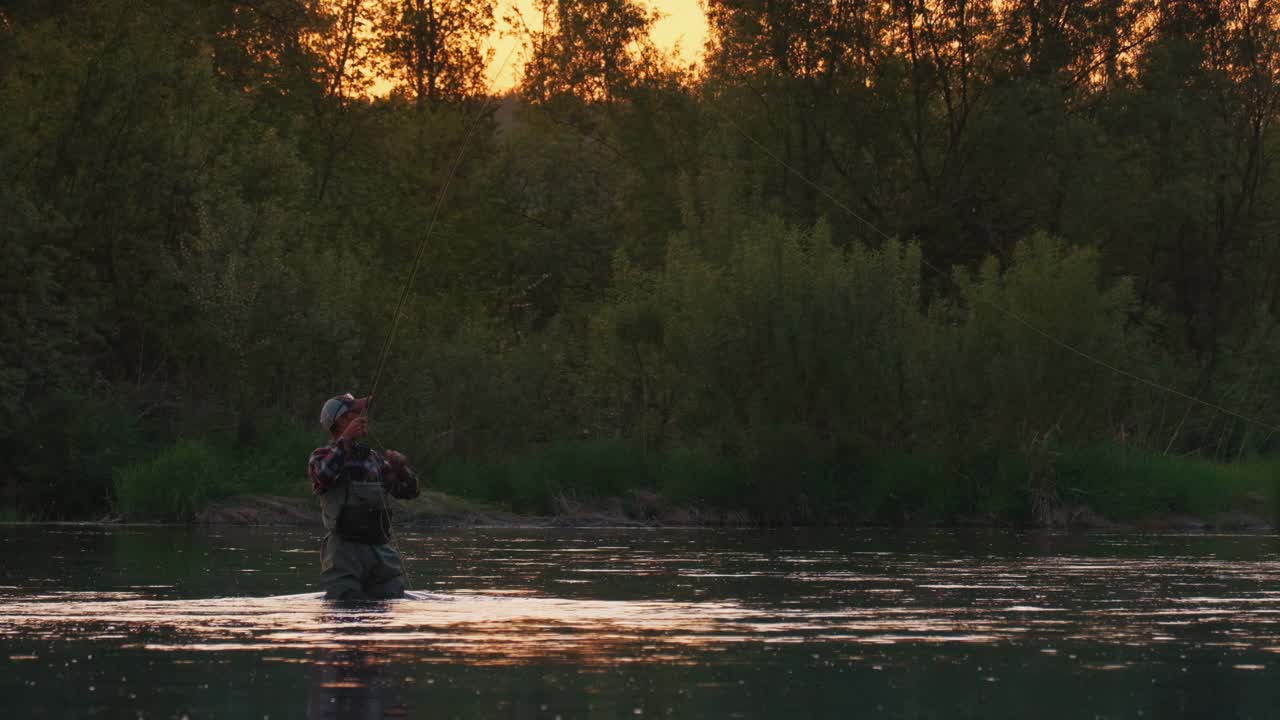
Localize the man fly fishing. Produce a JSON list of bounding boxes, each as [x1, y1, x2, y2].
[[308, 393, 421, 601], [301, 43, 510, 604]]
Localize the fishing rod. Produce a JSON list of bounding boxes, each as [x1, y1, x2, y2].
[[340, 45, 520, 593], [361, 42, 520, 436]]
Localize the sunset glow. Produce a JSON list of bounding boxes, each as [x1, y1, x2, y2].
[[360, 1, 705, 96], [428, 0, 709, 94]]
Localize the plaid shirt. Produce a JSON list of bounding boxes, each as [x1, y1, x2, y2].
[[308, 438, 421, 499]]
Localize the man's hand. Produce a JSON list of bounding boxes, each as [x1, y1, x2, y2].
[[383, 450, 419, 498], [339, 415, 368, 441]]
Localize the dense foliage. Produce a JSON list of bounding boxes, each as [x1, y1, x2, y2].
[[5, 0, 1280, 520]]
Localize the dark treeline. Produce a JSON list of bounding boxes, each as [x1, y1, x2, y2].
[[5, 0, 1280, 520]]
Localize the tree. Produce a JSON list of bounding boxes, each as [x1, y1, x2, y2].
[[210, 0, 333, 102], [704, 0, 893, 83], [372, 0, 496, 105], [518, 0, 664, 102]]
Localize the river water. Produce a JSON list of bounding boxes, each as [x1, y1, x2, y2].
[[2, 526, 1279, 718]]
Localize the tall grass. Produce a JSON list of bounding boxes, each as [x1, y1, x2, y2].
[[114, 423, 317, 519], [435, 439, 1277, 527], [1055, 447, 1279, 522], [13, 392, 151, 519], [110, 426, 1278, 525], [114, 440, 236, 519], [436, 440, 658, 515]]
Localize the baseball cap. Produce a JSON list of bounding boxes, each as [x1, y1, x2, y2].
[[319, 393, 369, 431]]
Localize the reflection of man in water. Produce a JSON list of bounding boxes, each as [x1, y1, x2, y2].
[[307, 646, 408, 719], [307, 650, 381, 720], [308, 393, 421, 600]]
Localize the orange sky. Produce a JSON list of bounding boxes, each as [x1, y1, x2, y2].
[[486, 0, 708, 90]]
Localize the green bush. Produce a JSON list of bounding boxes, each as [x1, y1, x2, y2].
[[654, 446, 745, 511], [232, 422, 319, 497], [1056, 447, 1277, 521], [434, 459, 515, 507], [590, 220, 930, 454], [114, 440, 237, 520], [10, 392, 151, 519], [930, 233, 1149, 449], [438, 440, 657, 514], [511, 440, 648, 511], [113, 422, 317, 519]]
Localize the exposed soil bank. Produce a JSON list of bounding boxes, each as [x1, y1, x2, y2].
[[190, 493, 1275, 532], [194, 492, 533, 529]]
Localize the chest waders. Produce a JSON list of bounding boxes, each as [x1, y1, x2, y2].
[[318, 451, 406, 600], [318, 445, 391, 540], [335, 477, 392, 545]]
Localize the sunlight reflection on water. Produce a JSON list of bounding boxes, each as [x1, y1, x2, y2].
[[5, 549, 1280, 668], [7, 527, 1280, 719]]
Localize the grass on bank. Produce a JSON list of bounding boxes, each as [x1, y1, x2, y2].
[[1056, 448, 1279, 522], [434, 440, 1280, 527], [111, 429, 1280, 526], [113, 424, 316, 519]]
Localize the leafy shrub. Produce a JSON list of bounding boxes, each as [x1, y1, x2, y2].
[[1056, 447, 1278, 521], [233, 422, 319, 497], [114, 421, 317, 519], [114, 440, 237, 520], [11, 392, 149, 519]]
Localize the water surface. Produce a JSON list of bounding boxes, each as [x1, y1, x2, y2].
[[3, 526, 1279, 718]]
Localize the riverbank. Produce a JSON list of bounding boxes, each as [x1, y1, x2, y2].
[[424, 440, 1280, 530], [184, 488, 1273, 532], [47, 433, 1280, 531]]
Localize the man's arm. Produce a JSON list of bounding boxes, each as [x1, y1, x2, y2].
[[308, 440, 351, 495], [380, 451, 421, 500]]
